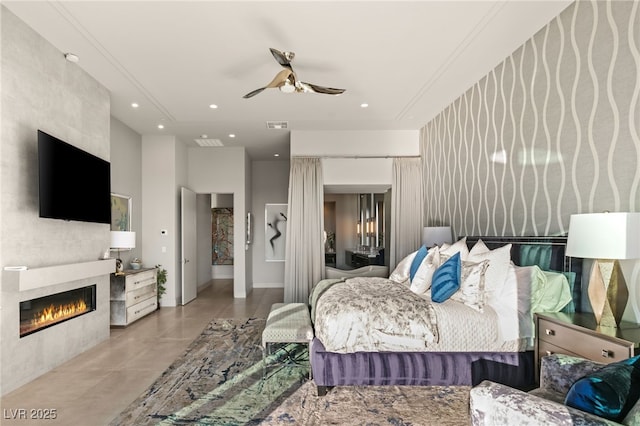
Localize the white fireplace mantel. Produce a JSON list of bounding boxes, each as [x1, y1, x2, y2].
[[3, 259, 115, 292]]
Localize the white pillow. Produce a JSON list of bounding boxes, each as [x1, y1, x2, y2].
[[439, 237, 469, 261], [409, 247, 441, 295], [451, 259, 489, 311], [389, 251, 417, 285], [487, 262, 520, 342], [467, 240, 512, 305]]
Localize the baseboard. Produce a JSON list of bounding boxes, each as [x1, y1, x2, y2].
[[253, 282, 284, 288]]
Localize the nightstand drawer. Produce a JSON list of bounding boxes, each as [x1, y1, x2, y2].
[[539, 318, 632, 363], [538, 340, 582, 359]]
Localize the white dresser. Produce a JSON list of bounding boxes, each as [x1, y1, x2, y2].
[[110, 268, 158, 326]]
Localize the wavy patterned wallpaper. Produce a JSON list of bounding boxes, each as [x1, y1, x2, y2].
[[420, 0, 640, 321], [421, 0, 639, 237]]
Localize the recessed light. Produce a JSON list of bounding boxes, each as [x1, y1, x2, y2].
[[274, 153, 280, 157], [131, 102, 139, 108], [229, 134, 236, 138], [201, 134, 208, 138], [157, 124, 164, 129], [64, 53, 79, 63], [209, 104, 218, 109], [360, 103, 369, 108]]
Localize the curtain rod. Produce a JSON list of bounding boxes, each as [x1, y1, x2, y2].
[[291, 155, 421, 159]]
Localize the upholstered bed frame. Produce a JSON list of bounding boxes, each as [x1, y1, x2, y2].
[[311, 236, 584, 396]]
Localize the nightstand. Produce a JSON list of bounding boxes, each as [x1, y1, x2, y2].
[[534, 312, 640, 380]]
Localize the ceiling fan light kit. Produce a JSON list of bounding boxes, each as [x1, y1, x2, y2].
[[243, 48, 345, 98]]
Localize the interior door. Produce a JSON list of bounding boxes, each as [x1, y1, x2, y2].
[[181, 187, 197, 305]]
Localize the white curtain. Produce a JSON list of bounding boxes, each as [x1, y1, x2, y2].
[[284, 157, 325, 303], [389, 157, 424, 270]]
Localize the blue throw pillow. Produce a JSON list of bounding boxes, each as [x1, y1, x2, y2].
[[565, 355, 640, 422], [409, 245, 429, 282], [431, 252, 461, 303]]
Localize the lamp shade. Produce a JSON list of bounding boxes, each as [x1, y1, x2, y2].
[[110, 231, 136, 249], [422, 226, 452, 247], [566, 212, 640, 259]]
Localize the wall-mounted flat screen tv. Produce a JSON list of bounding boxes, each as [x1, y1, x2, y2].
[[38, 130, 111, 224]]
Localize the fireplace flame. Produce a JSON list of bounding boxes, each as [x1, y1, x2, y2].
[[30, 300, 88, 329]]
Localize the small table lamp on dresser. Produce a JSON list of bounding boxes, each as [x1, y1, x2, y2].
[[110, 231, 136, 275], [566, 212, 640, 327]]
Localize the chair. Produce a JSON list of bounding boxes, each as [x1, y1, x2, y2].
[[470, 354, 640, 425]]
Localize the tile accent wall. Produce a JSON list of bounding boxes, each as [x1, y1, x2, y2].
[[421, 0, 639, 237]]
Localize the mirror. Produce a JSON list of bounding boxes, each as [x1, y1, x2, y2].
[[324, 191, 389, 269]]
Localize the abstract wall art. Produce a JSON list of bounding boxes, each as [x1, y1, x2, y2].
[[265, 203, 287, 262]]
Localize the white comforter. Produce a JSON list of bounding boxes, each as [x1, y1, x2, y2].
[[312, 277, 523, 353]]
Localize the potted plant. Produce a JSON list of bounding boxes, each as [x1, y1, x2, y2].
[[155, 264, 167, 307]]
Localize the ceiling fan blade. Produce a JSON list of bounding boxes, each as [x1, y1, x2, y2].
[[243, 69, 293, 98], [243, 87, 266, 99], [270, 48, 293, 70], [265, 69, 293, 88], [301, 82, 346, 95]]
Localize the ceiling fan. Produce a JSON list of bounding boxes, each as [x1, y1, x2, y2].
[[243, 48, 346, 99]]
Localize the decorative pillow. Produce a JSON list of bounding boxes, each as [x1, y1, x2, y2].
[[533, 268, 572, 313], [431, 252, 461, 303], [439, 237, 469, 261], [409, 247, 440, 296], [409, 245, 429, 282], [389, 250, 418, 285], [565, 355, 640, 422], [467, 242, 512, 306], [487, 262, 520, 341], [450, 259, 489, 311]]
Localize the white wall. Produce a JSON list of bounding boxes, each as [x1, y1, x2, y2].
[[141, 135, 179, 306], [187, 147, 250, 297], [291, 130, 420, 191], [251, 160, 290, 287], [110, 118, 143, 265]]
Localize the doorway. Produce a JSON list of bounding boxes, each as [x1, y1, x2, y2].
[[211, 194, 234, 279]]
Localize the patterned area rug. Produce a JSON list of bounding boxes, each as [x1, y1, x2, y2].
[[111, 317, 471, 425], [261, 383, 471, 425]]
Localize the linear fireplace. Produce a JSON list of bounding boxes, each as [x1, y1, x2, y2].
[[19, 285, 96, 338]]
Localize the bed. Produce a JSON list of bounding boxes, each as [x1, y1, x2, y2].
[[309, 236, 584, 396]]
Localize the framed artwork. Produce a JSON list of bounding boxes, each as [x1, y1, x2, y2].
[[111, 193, 131, 231], [265, 203, 287, 262]]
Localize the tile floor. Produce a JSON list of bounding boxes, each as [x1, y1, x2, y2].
[[0, 280, 283, 426]]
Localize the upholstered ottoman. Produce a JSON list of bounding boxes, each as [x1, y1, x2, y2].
[[262, 303, 314, 378]]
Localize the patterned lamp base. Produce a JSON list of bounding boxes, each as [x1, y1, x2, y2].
[[588, 259, 628, 328]]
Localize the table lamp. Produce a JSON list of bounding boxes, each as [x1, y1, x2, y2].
[[566, 212, 640, 327], [110, 231, 136, 275], [423, 226, 453, 248]]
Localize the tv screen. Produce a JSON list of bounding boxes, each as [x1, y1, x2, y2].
[[38, 130, 111, 224]]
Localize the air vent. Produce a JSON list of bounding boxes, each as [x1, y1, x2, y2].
[[266, 121, 288, 130], [194, 138, 223, 147]]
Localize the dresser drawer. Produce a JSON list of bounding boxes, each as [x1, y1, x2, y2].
[[538, 318, 632, 363], [125, 270, 156, 292], [126, 298, 157, 324], [125, 283, 157, 306]]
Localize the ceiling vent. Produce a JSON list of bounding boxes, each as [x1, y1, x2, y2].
[[194, 138, 223, 147], [266, 121, 288, 130]]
